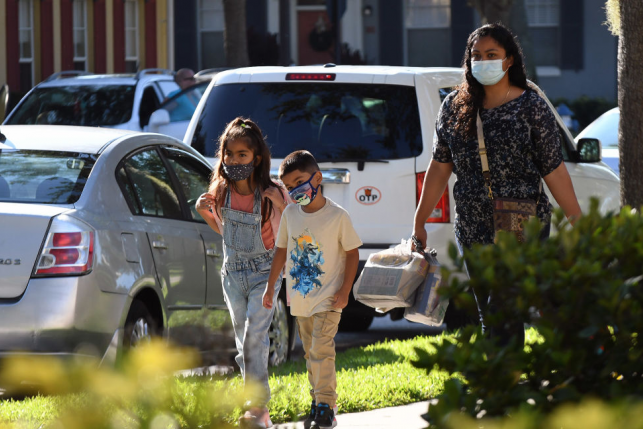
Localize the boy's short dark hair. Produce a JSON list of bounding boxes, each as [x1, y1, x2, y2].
[[279, 150, 319, 179]]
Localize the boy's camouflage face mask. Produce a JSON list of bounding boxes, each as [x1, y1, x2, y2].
[[289, 173, 320, 206]]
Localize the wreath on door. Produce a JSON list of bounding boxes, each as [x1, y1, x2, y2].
[[309, 15, 333, 52]]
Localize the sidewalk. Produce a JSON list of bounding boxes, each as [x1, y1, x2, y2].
[[273, 401, 429, 429]]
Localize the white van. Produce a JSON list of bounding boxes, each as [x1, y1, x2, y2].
[[183, 65, 620, 330]]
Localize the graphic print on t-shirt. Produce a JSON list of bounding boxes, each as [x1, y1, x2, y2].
[[289, 229, 325, 297]]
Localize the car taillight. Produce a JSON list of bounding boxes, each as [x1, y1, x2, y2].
[[34, 215, 95, 276], [416, 172, 450, 223], [285, 73, 336, 81]]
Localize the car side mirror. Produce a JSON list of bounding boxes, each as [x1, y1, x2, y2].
[[0, 84, 9, 122], [148, 109, 170, 131], [576, 138, 602, 163]]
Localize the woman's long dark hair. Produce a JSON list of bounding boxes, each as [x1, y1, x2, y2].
[[451, 23, 529, 139], [209, 117, 280, 225]]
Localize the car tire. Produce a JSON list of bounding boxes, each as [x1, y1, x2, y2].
[[338, 313, 374, 332], [123, 300, 159, 350], [268, 287, 291, 366]]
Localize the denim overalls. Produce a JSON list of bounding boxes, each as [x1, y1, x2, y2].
[[221, 188, 280, 406]]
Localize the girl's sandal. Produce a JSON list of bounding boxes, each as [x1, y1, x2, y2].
[[238, 408, 272, 429]]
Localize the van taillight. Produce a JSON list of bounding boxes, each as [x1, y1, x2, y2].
[[416, 172, 450, 223], [285, 73, 336, 81], [34, 216, 95, 276]]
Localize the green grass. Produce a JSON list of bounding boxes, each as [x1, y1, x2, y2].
[[0, 333, 455, 427]]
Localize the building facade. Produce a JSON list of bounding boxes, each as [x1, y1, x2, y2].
[[0, 0, 171, 97], [0, 0, 617, 104]]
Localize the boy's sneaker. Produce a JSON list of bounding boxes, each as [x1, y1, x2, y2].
[[303, 400, 316, 429], [310, 402, 337, 428]]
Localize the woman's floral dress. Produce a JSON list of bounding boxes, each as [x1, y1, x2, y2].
[[433, 89, 564, 248]]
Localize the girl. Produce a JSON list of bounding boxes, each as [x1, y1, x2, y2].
[[412, 24, 581, 347], [196, 117, 288, 428]]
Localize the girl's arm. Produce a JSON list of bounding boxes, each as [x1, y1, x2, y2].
[[412, 159, 453, 248], [262, 246, 288, 309], [195, 193, 222, 235], [543, 163, 582, 225], [263, 186, 289, 213]]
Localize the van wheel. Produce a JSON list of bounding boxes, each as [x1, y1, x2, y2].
[[338, 314, 373, 332], [268, 289, 290, 366], [123, 300, 159, 350]]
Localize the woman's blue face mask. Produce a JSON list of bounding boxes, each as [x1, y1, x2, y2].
[[289, 173, 320, 206]]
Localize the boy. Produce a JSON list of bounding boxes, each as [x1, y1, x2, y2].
[[262, 150, 361, 429]]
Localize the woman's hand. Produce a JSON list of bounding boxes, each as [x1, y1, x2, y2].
[[196, 193, 215, 214], [264, 187, 288, 212], [412, 227, 427, 251]]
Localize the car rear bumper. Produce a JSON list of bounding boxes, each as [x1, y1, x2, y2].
[[0, 275, 128, 358]]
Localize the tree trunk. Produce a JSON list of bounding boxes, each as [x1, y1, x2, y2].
[[468, 0, 537, 83], [279, 0, 291, 66], [618, 1, 643, 208], [222, 0, 250, 67], [509, 0, 537, 83], [469, 0, 513, 25]]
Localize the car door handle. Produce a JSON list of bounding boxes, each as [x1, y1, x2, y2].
[[206, 249, 221, 258], [152, 241, 168, 250]]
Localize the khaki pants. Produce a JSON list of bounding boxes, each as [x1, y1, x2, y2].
[[296, 311, 342, 407]]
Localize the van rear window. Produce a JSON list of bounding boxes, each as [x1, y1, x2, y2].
[[191, 83, 423, 161]]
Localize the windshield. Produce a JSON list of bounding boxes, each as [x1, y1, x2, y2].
[[0, 150, 96, 204], [191, 83, 423, 160], [6, 85, 136, 126], [161, 81, 209, 122]]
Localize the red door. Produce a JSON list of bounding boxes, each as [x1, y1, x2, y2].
[[297, 10, 336, 65]]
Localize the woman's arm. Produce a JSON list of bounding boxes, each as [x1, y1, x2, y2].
[[543, 163, 582, 225], [412, 159, 454, 248]]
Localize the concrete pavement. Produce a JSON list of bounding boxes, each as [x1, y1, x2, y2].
[[273, 401, 430, 429]]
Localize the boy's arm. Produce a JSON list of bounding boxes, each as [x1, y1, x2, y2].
[[332, 248, 360, 309], [262, 246, 288, 309]]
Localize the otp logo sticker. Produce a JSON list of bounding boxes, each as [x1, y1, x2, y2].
[[355, 186, 381, 205]]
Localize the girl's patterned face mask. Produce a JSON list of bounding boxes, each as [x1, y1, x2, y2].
[[289, 173, 320, 206], [222, 161, 255, 181]]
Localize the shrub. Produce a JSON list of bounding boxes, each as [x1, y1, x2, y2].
[[551, 96, 618, 132], [413, 199, 643, 427]]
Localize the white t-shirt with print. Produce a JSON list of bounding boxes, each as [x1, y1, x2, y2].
[[276, 197, 362, 317]]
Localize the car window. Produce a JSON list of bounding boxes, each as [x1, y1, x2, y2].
[[5, 85, 135, 126], [163, 147, 211, 222], [139, 86, 161, 129], [157, 81, 181, 98], [117, 148, 183, 219], [191, 83, 423, 161], [160, 82, 209, 123], [0, 150, 95, 203]]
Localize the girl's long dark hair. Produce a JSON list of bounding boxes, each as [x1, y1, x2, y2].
[[209, 117, 280, 225], [451, 23, 529, 139]]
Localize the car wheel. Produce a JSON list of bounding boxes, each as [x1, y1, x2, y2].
[[268, 288, 290, 366], [338, 313, 374, 332], [123, 300, 159, 350]]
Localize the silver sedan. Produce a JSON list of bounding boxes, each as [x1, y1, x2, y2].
[[0, 125, 293, 366]]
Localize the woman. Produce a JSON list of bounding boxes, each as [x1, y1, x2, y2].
[[412, 23, 581, 346]]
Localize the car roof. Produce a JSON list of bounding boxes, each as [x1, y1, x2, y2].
[[0, 125, 139, 153], [36, 72, 175, 88], [213, 65, 463, 86]]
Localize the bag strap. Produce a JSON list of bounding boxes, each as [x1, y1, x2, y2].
[[476, 111, 494, 200], [477, 110, 543, 202]]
